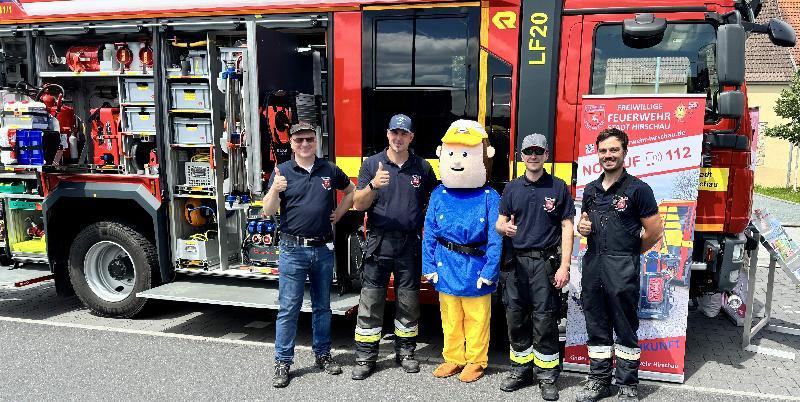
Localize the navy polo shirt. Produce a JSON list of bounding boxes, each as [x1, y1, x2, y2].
[[499, 172, 575, 250], [268, 157, 350, 238], [581, 170, 659, 236], [357, 149, 437, 231]]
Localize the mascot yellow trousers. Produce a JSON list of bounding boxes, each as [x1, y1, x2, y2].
[[439, 293, 491, 367]]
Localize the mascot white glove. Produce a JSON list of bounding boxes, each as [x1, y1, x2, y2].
[[476, 277, 493, 289]]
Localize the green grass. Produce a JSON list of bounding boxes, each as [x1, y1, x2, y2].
[[755, 185, 800, 204]]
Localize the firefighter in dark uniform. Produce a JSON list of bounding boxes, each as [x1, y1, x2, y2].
[[495, 133, 574, 401], [575, 128, 663, 402], [351, 114, 438, 380]]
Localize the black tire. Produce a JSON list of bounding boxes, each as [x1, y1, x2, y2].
[[68, 221, 159, 318]]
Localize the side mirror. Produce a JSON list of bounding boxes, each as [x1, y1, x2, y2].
[[717, 24, 745, 86], [622, 13, 667, 49], [718, 90, 744, 118], [767, 18, 796, 47]]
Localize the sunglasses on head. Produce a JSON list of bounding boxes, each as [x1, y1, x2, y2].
[[522, 147, 546, 156], [291, 136, 316, 144]]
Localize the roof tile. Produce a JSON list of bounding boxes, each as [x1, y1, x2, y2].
[[746, 0, 797, 82]]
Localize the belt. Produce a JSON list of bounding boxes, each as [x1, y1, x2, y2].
[[437, 237, 486, 257], [513, 248, 556, 259], [280, 232, 333, 247]]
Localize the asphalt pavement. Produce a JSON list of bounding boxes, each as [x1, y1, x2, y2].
[[0, 318, 792, 401], [0, 197, 799, 400]]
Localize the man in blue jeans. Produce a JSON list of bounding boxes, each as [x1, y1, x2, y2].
[[263, 121, 355, 388]]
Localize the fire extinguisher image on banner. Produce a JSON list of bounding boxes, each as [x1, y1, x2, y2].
[[638, 201, 696, 320]]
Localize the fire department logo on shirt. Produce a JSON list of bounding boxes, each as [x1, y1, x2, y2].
[[321, 177, 331, 190], [543, 197, 556, 213], [411, 175, 421, 188], [612, 195, 629, 212]]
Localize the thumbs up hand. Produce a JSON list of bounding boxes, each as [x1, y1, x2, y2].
[[271, 166, 287, 193], [502, 214, 518, 238], [371, 161, 390, 189], [578, 212, 592, 237]]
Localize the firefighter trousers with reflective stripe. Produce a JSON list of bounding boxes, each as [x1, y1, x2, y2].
[[439, 292, 491, 368], [581, 252, 641, 386], [502, 254, 561, 381], [355, 234, 421, 362]]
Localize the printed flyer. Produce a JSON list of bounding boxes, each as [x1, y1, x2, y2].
[[751, 208, 800, 284], [564, 94, 706, 383]]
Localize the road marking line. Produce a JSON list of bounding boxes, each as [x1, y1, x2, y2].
[[1, 315, 799, 401], [655, 382, 800, 401], [0, 315, 272, 348], [244, 320, 270, 329], [221, 332, 248, 340], [746, 344, 797, 360], [554, 371, 800, 401]]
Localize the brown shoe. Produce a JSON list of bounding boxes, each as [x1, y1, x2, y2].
[[458, 363, 485, 383], [433, 362, 464, 378]]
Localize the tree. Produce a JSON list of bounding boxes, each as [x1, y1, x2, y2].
[[764, 70, 800, 190], [672, 169, 699, 200], [766, 71, 800, 144]]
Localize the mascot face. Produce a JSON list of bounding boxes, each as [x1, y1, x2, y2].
[[436, 120, 495, 189]]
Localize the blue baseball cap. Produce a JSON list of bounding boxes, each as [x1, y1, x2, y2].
[[388, 114, 413, 132]]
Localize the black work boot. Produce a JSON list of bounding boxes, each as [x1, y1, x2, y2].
[[351, 361, 376, 380], [617, 385, 638, 401], [500, 366, 533, 392], [395, 354, 420, 373], [575, 380, 612, 402], [272, 361, 290, 388], [540, 380, 559, 401], [315, 354, 343, 375]]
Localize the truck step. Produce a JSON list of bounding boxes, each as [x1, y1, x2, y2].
[[137, 276, 360, 315]]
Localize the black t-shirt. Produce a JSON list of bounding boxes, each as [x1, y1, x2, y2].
[[268, 157, 350, 238], [357, 149, 437, 231], [499, 172, 575, 250], [581, 170, 659, 236]]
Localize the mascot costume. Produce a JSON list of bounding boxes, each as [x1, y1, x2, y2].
[[422, 119, 501, 383]]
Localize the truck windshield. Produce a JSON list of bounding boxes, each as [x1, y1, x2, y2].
[[591, 23, 718, 112]]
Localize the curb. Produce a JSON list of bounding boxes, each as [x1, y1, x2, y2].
[[753, 193, 800, 227], [754, 192, 800, 206]]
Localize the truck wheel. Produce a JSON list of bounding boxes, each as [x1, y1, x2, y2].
[[68, 221, 158, 318]]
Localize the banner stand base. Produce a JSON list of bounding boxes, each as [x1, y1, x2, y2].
[[563, 363, 685, 383], [742, 225, 800, 351]]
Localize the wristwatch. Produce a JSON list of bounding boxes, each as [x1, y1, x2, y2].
[[368, 182, 375, 190]]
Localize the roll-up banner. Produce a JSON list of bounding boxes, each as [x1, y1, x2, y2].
[[564, 94, 706, 383]]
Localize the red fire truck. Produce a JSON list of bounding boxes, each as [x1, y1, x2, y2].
[[0, 0, 793, 318]]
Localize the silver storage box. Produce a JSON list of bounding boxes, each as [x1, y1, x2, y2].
[[176, 238, 219, 264], [123, 79, 155, 103], [173, 117, 212, 144], [170, 83, 210, 110], [124, 106, 157, 132], [187, 50, 209, 76], [1, 115, 50, 130]]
